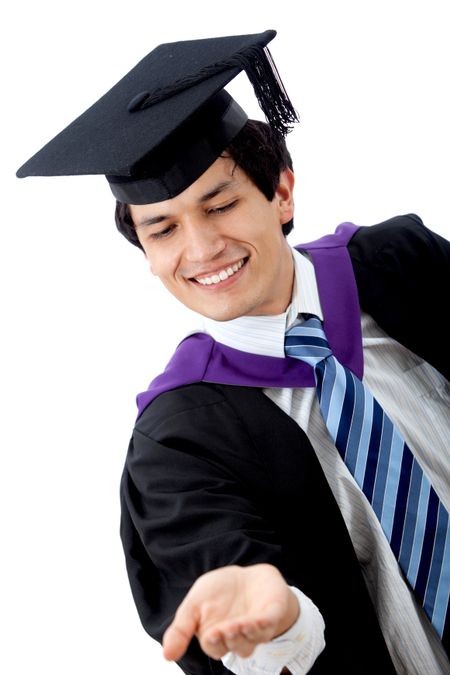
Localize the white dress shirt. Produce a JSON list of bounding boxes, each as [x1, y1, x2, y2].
[[203, 248, 450, 675]]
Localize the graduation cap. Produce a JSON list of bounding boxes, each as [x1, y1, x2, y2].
[[16, 29, 298, 204]]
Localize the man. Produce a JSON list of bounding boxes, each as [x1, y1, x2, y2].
[[17, 30, 449, 674]]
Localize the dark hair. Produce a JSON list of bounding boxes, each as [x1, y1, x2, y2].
[[115, 119, 294, 249]]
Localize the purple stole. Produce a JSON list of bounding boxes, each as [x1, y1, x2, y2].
[[137, 222, 362, 417]]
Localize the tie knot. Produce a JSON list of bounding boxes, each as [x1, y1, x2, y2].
[[285, 316, 332, 366]]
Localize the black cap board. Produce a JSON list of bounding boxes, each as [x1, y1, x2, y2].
[[16, 29, 298, 204]]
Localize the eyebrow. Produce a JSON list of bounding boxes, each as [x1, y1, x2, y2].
[[135, 179, 237, 228], [135, 213, 169, 228], [198, 179, 236, 203]]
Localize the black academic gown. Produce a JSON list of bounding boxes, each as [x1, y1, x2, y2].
[[120, 214, 450, 674]]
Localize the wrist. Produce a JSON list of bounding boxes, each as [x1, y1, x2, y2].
[[273, 587, 300, 637]]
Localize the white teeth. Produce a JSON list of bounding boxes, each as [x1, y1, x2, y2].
[[196, 259, 244, 286]]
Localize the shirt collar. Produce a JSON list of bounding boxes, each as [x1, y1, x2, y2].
[[202, 248, 323, 357]]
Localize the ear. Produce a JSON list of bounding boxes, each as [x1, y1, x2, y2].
[[275, 168, 295, 225]]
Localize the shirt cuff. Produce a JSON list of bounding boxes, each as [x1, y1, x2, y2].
[[222, 586, 325, 675]]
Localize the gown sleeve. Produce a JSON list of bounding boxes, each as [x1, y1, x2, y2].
[[120, 382, 313, 674]]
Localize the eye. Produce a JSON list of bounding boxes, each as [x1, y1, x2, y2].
[[150, 223, 177, 240], [208, 200, 237, 215]]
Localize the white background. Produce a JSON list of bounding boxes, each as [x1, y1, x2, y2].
[[2, 1, 449, 673]]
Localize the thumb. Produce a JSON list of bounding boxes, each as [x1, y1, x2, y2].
[[162, 599, 199, 662]]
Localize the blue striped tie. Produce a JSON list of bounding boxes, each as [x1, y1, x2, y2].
[[285, 315, 449, 645]]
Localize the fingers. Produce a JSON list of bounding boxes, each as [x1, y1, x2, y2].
[[164, 609, 279, 662], [200, 625, 255, 660], [199, 617, 276, 660], [198, 630, 229, 660], [162, 601, 199, 662]]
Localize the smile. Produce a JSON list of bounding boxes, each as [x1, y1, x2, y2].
[[194, 259, 245, 286]]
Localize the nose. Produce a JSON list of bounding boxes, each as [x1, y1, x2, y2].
[[184, 220, 226, 263]]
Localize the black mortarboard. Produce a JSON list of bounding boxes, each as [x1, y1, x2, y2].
[[16, 29, 298, 204]]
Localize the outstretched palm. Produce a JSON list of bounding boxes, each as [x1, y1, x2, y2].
[[163, 563, 299, 661]]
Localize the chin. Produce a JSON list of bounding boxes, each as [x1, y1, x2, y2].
[[200, 305, 247, 322]]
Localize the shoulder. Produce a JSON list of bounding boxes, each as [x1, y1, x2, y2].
[[128, 382, 317, 505], [348, 213, 449, 267], [347, 212, 449, 292], [133, 382, 306, 452], [347, 213, 449, 378], [135, 381, 296, 443], [135, 382, 229, 440]]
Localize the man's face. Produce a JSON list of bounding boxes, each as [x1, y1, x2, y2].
[[130, 157, 295, 321]]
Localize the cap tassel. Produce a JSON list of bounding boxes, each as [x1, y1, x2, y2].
[[233, 46, 299, 135], [128, 46, 298, 136]]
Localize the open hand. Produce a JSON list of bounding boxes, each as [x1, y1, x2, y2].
[[163, 563, 299, 662]]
